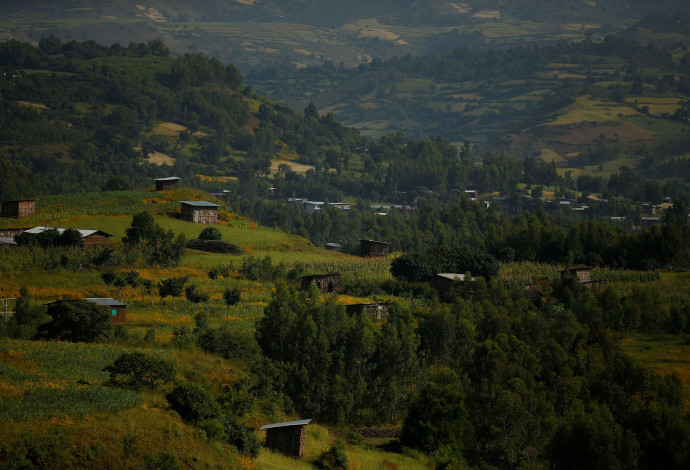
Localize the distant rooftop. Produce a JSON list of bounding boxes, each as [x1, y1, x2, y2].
[[84, 298, 127, 307], [180, 201, 220, 208], [155, 177, 180, 181], [260, 419, 312, 430], [24, 226, 112, 238]]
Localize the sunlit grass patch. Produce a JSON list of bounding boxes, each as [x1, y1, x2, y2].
[[622, 333, 690, 407], [547, 95, 641, 126]]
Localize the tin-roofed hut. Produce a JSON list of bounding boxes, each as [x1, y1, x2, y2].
[[360, 239, 391, 257], [260, 419, 312, 458], [155, 177, 180, 191], [180, 201, 219, 224], [1, 200, 35, 218]]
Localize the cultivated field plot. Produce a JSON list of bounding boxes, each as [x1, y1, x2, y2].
[[622, 333, 690, 406]]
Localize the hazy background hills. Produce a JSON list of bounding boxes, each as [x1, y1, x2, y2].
[[0, 1, 689, 166], [1, 0, 687, 69]]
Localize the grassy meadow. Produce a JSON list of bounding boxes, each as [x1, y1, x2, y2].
[[0, 187, 424, 469]]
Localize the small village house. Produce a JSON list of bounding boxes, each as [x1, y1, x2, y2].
[[24, 226, 112, 248], [155, 177, 180, 191], [46, 298, 127, 326], [84, 298, 127, 326], [427, 273, 473, 298], [1, 199, 35, 218], [301, 274, 340, 293], [346, 302, 390, 319], [261, 419, 312, 458], [360, 239, 391, 257], [180, 201, 219, 224], [561, 268, 607, 290]]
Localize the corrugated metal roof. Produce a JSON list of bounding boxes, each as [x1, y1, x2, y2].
[[180, 201, 220, 208], [436, 273, 468, 281], [155, 177, 180, 181], [84, 298, 127, 307], [260, 419, 312, 430], [359, 239, 391, 245], [24, 226, 112, 238]]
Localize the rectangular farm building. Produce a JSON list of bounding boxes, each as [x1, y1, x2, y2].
[[84, 298, 127, 326], [180, 201, 219, 224], [360, 239, 391, 257], [1, 200, 35, 218], [24, 226, 112, 248], [261, 419, 312, 458], [155, 177, 180, 191]]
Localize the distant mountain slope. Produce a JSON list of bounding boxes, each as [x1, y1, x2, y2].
[[249, 24, 690, 156], [0, 1, 688, 70]]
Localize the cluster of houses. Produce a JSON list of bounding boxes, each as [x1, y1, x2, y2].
[[288, 198, 351, 213]]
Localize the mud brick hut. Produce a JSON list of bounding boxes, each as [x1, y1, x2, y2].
[[346, 302, 390, 319], [84, 298, 127, 326], [1, 199, 35, 218], [360, 239, 391, 258], [260, 419, 312, 458], [301, 274, 340, 293], [180, 201, 219, 224], [155, 177, 180, 191]]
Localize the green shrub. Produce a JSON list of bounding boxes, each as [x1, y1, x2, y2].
[[104, 352, 176, 391], [198, 227, 223, 241], [198, 418, 226, 441], [197, 327, 261, 362], [222, 416, 260, 458], [166, 383, 221, 423], [36, 299, 112, 343], [318, 441, 348, 469], [170, 325, 194, 348], [143, 451, 180, 470]]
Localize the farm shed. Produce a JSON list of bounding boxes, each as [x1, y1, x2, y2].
[[0, 228, 26, 238], [84, 298, 127, 326], [301, 274, 340, 293], [561, 268, 606, 290], [1, 199, 35, 218], [24, 226, 112, 248], [180, 201, 219, 224], [325, 242, 341, 252], [346, 302, 390, 319], [427, 273, 473, 298], [0, 237, 17, 246], [360, 239, 391, 258], [155, 177, 180, 191], [261, 419, 312, 458]]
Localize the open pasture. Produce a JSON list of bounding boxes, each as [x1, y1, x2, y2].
[[547, 95, 641, 127], [622, 333, 690, 406]]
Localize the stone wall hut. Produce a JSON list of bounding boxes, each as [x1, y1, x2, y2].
[[1, 199, 35, 218], [301, 274, 340, 293], [346, 302, 390, 319], [261, 419, 312, 458], [180, 201, 219, 224], [360, 239, 391, 258], [23, 226, 112, 248], [84, 298, 127, 326], [155, 177, 180, 191]]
